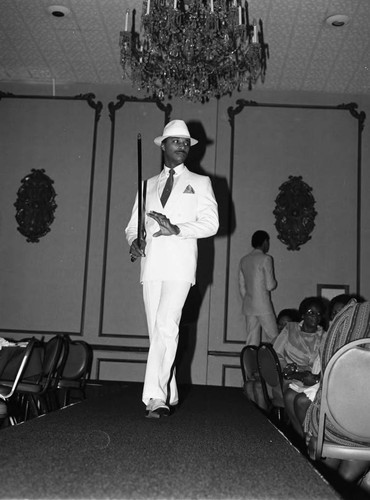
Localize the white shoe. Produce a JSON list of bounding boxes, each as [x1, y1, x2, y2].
[[145, 398, 169, 418]]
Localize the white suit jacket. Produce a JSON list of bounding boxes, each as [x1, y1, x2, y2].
[[126, 166, 219, 285], [239, 249, 277, 315]]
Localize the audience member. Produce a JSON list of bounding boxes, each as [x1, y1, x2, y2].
[[284, 294, 352, 438], [276, 308, 300, 334], [328, 293, 352, 323], [273, 296, 326, 387], [239, 230, 278, 346]]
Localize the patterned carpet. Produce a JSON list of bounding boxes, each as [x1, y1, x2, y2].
[[0, 382, 341, 499]]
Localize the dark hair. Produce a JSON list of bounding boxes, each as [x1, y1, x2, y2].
[[277, 308, 300, 323], [251, 230, 269, 248], [329, 294, 352, 317], [329, 294, 351, 307], [298, 296, 325, 318]]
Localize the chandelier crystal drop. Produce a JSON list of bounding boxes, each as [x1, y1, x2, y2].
[[119, 0, 268, 102]]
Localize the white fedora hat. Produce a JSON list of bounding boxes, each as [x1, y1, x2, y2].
[[154, 120, 198, 147]]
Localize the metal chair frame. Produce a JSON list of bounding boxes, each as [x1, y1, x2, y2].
[[240, 344, 259, 383], [0, 338, 37, 425], [12, 335, 67, 419], [257, 342, 285, 423], [57, 339, 93, 406], [310, 337, 370, 461]]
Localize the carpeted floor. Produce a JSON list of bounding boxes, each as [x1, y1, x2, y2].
[[0, 382, 341, 499]]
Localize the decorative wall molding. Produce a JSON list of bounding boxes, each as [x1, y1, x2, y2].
[[14, 169, 57, 243], [273, 175, 317, 251], [224, 99, 366, 345], [95, 357, 146, 380], [0, 92, 102, 336]]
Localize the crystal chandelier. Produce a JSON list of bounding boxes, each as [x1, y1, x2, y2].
[[119, 0, 268, 102]]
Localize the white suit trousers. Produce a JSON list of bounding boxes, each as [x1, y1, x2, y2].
[[245, 313, 278, 346], [142, 280, 191, 406]]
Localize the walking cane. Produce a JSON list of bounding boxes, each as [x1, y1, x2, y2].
[[131, 133, 146, 262]]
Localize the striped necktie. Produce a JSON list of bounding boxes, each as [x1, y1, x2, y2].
[[160, 168, 174, 207]]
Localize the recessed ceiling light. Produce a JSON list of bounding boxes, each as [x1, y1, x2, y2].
[[325, 14, 349, 27], [47, 5, 71, 17]]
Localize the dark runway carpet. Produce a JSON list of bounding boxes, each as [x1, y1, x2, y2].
[[0, 382, 340, 500]]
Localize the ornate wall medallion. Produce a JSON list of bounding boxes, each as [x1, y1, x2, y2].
[[273, 175, 317, 251], [14, 169, 57, 243]]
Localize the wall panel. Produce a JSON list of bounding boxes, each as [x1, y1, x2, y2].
[[0, 94, 101, 335], [95, 355, 147, 382]]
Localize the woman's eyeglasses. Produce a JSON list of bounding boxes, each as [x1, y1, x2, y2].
[[305, 309, 322, 317]]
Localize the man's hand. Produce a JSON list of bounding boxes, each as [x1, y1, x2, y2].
[[147, 211, 180, 237], [129, 238, 146, 262]]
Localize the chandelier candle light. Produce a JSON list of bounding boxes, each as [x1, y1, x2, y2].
[[119, 0, 268, 102]]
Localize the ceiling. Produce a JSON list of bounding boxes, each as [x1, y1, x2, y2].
[[1, 0, 370, 97]]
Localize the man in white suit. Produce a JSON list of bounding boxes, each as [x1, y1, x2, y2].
[[126, 120, 219, 418], [239, 230, 278, 346]]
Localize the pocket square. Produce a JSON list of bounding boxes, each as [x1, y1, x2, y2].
[[184, 185, 195, 194]]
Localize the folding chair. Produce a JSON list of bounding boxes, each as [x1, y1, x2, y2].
[[57, 339, 93, 406], [240, 345, 267, 409], [257, 342, 285, 423], [9, 335, 67, 419], [240, 344, 258, 383], [0, 338, 38, 425]]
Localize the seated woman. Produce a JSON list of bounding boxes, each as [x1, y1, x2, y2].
[[284, 294, 353, 438], [273, 296, 326, 388], [285, 299, 370, 490]]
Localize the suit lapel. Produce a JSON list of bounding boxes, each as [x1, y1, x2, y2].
[[146, 174, 163, 211]]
